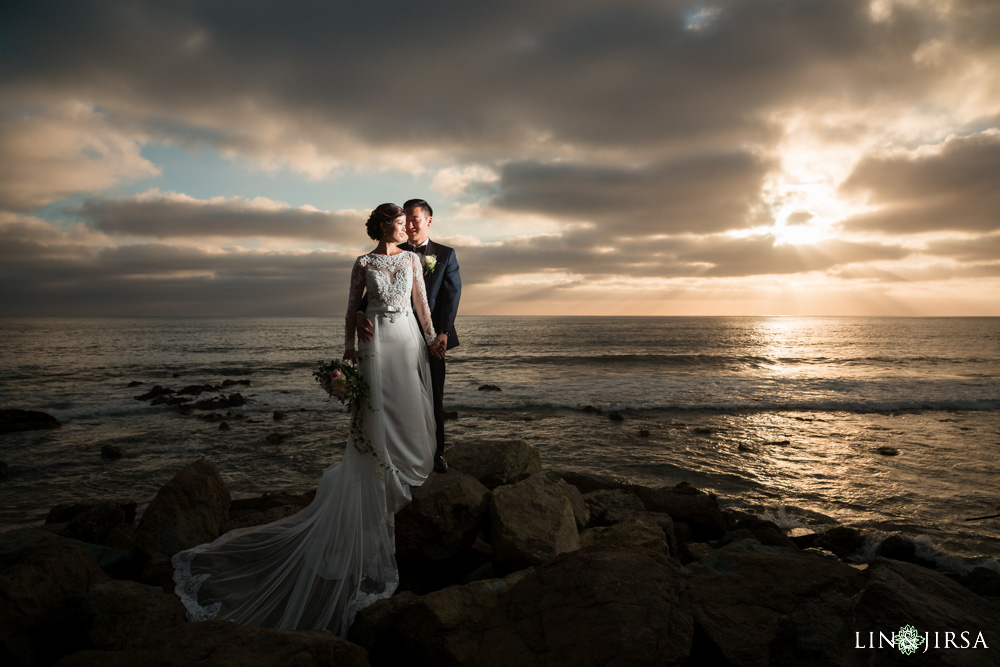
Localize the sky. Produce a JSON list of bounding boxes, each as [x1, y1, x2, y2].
[[1, 0, 998, 317]]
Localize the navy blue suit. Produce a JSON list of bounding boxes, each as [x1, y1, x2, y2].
[[403, 240, 461, 460]]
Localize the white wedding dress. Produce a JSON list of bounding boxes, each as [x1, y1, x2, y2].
[[172, 251, 437, 635]]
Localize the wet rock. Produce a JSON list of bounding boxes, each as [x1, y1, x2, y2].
[[218, 421, 230, 431], [100, 443, 124, 460], [446, 440, 542, 490], [221, 378, 251, 388], [133, 386, 173, 401], [549, 469, 628, 494], [47, 501, 137, 525], [395, 471, 489, 562], [876, 446, 899, 456], [729, 516, 799, 551], [628, 481, 729, 540], [83, 580, 186, 651], [688, 540, 863, 667], [608, 411, 624, 422], [151, 395, 191, 407], [583, 488, 646, 524], [580, 519, 669, 555], [692, 427, 714, 434], [176, 383, 218, 396], [126, 381, 143, 388], [265, 432, 285, 445], [350, 570, 530, 667], [488, 473, 580, 572], [272, 410, 286, 420], [132, 458, 230, 560], [61, 503, 128, 545], [193, 392, 246, 410], [479, 547, 694, 667], [477, 384, 501, 392], [813, 525, 866, 561], [638, 428, 651, 436], [54, 619, 368, 667], [876, 533, 935, 568], [0, 545, 110, 667], [582, 405, 601, 413], [0, 408, 62, 433]]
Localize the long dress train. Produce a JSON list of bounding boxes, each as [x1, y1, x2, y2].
[[172, 251, 437, 635]]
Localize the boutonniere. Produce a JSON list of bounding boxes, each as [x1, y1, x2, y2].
[[423, 254, 437, 274]]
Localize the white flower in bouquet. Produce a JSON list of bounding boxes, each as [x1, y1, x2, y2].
[[423, 254, 437, 274]]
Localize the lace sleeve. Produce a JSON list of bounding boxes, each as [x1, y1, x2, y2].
[[344, 259, 365, 351], [410, 253, 438, 345]]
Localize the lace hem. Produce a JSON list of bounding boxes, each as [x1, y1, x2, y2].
[[172, 547, 223, 622]]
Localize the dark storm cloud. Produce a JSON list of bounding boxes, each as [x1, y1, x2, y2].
[[0, 0, 966, 157], [840, 131, 1000, 233], [488, 151, 772, 233], [76, 194, 366, 243]]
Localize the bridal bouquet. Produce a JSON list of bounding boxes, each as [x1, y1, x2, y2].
[[312, 358, 395, 475]]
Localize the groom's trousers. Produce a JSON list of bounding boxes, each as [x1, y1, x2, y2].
[[428, 354, 446, 459]]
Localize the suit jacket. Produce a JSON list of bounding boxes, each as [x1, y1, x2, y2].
[[403, 240, 461, 350]]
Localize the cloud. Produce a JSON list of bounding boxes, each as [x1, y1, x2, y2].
[[840, 130, 1000, 233], [76, 191, 368, 243], [0, 104, 158, 210], [487, 151, 772, 233]]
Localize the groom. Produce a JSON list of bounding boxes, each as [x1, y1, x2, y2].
[[358, 198, 461, 473]]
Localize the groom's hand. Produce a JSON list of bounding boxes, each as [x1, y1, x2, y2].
[[356, 312, 374, 342]]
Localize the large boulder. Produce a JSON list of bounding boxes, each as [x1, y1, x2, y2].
[[0, 409, 61, 433], [61, 503, 129, 545], [0, 527, 135, 579], [395, 471, 489, 562], [628, 481, 729, 540], [83, 580, 186, 651], [688, 540, 864, 667], [488, 473, 580, 572], [0, 545, 110, 667], [53, 620, 369, 667], [350, 570, 530, 666], [848, 558, 1000, 667], [579, 518, 670, 555], [132, 458, 231, 560], [446, 440, 541, 490], [478, 546, 694, 666], [583, 488, 645, 524]]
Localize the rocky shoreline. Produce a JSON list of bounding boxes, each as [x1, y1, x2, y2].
[[1, 440, 998, 666]]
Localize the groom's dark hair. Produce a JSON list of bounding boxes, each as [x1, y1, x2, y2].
[[404, 198, 433, 217]]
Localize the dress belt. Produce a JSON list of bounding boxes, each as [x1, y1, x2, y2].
[[369, 305, 410, 322]]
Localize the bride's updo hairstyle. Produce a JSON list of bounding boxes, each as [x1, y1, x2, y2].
[[365, 203, 405, 240]]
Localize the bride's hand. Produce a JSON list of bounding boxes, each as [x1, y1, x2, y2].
[[342, 349, 356, 361]]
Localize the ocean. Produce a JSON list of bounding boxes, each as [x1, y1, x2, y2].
[[1, 316, 998, 570]]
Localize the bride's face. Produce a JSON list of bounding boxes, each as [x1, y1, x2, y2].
[[382, 215, 407, 245]]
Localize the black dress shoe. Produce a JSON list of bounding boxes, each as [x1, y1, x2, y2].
[[433, 456, 448, 473]]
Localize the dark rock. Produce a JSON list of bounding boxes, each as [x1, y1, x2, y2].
[[193, 392, 246, 410], [488, 473, 580, 572], [876, 446, 899, 456], [582, 404, 601, 413], [638, 428, 650, 436], [265, 432, 285, 445], [692, 427, 714, 434], [126, 381, 143, 388], [0, 408, 62, 433], [730, 516, 799, 551], [608, 411, 624, 422], [876, 533, 936, 568], [176, 383, 218, 396], [689, 540, 863, 666], [61, 503, 127, 545], [580, 519, 669, 554], [957, 566, 1000, 597], [552, 475, 590, 529], [0, 527, 135, 579], [813, 525, 866, 560], [134, 386, 173, 401], [171, 373, 180, 378], [549, 469, 629, 494], [221, 378, 251, 387], [132, 458, 230, 560], [0, 545, 110, 667], [272, 410, 286, 420], [54, 619, 368, 667], [100, 443, 124, 460], [150, 395, 191, 407], [477, 384, 502, 391], [583, 488, 646, 520], [766, 439, 792, 445], [478, 547, 694, 667], [350, 571, 529, 667], [228, 490, 316, 513], [737, 442, 754, 452], [218, 421, 230, 431], [83, 580, 186, 651], [395, 471, 489, 563], [446, 440, 542, 490], [628, 482, 729, 540], [47, 502, 137, 525]]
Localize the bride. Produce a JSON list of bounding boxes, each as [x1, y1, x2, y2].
[[172, 203, 444, 635]]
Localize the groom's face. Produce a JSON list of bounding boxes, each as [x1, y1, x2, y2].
[[405, 207, 432, 245]]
